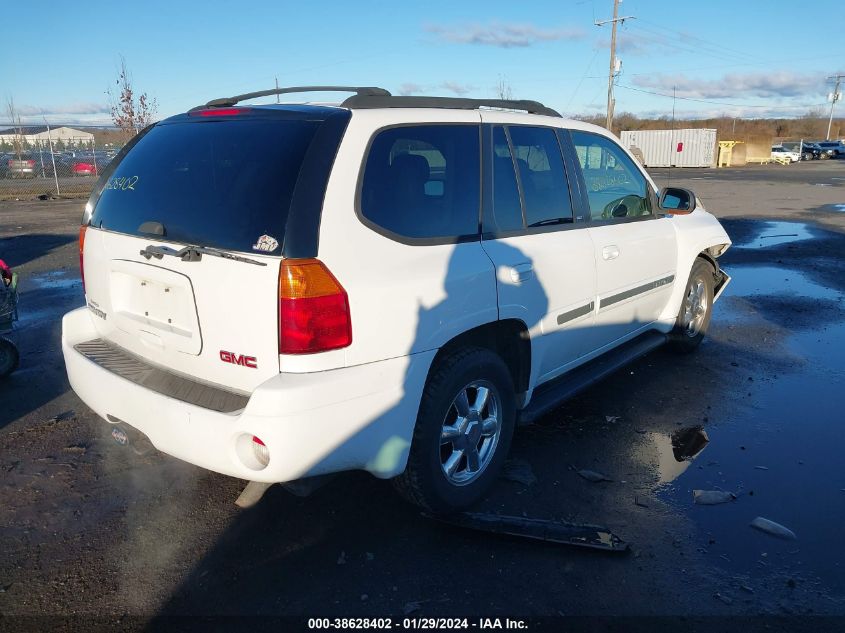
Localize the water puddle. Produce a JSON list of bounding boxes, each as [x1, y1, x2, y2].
[[27, 270, 82, 291], [13, 270, 84, 331], [725, 265, 841, 301], [649, 264, 845, 595], [732, 221, 815, 249]]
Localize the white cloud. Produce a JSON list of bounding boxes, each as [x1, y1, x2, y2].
[[15, 102, 110, 117], [399, 83, 424, 96], [632, 72, 828, 99], [440, 81, 474, 96], [426, 21, 584, 48]]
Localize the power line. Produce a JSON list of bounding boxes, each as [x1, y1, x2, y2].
[[616, 83, 828, 110], [618, 54, 845, 78], [633, 19, 765, 65], [565, 48, 601, 111]]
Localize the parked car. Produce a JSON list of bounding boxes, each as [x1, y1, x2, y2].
[[771, 146, 800, 162], [816, 141, 845, 158], [798, 143, 823, 160], [71, 155, 110, 176], [781, 142, 822, 161], [5, 154, 39, 178], [62, 86, 732, 513]]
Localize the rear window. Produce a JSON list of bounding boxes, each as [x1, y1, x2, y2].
[[91, 117, 321, 254], [359, 125, 480, 241]]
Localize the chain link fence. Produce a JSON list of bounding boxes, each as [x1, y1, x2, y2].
[[0, 124, 126, 199]]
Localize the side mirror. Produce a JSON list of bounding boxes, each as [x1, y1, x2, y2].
[[658, 187, 696, 214]]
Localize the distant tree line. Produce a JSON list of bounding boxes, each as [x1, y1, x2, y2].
[[577, 109, 843, 141]]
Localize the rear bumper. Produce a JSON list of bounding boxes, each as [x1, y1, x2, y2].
[[62, 307, 432, 483]]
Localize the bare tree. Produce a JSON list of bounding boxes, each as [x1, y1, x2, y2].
[[496, 76, 514, 101], [108, 56, 158, 137], [5, 97, 26, 160]]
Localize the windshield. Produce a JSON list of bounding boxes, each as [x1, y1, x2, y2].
[[91, 116, 321, 254]]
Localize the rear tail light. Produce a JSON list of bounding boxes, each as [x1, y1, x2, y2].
[[252, 436, 270, 467], [278, 258, 352, 354], [78, 225, 87, 294], [26, 160, 35, 167]]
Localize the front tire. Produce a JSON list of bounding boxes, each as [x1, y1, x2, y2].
[[393, 347, 516, 514], [669, 259, 714, 353]]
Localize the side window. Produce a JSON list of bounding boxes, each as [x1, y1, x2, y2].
[[507, 126, 574, 227], [569, 130, 652, 221], [360, 125, 480, 240], [490, 126, 524, 232]]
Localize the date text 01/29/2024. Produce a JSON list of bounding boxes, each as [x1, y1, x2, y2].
[[306, 617, 529, 630]]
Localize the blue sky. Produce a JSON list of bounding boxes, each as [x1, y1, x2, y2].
[[3, 0, 844, 125]]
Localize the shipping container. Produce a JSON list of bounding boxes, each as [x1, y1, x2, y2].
[[620, 128, 717, 168]]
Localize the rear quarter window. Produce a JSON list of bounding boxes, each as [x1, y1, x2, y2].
[[359, 125, 480, 242]]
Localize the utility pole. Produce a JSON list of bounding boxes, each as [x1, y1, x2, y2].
[[595, 0, 634, 133], [275, 76, 280, 103], [826, 74, 843, 140]]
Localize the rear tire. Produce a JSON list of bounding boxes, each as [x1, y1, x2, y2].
[[0, 337, 20, 378], [669, 259, 714, 353], [393, 347, 515, 514]]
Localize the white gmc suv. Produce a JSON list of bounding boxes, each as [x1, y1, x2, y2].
[[62, 86, 731, 513]]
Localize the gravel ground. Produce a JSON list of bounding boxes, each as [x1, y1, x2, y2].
[[1, 160, 844, 632]]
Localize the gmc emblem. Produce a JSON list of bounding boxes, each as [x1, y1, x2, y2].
[[220, 350, 258, 369]]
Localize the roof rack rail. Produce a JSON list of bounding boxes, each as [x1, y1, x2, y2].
[[201, 86, 391, 108], [194, 85, 561, 118], [340, 95, 561, 118]]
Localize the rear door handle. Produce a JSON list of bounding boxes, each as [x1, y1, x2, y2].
[[602, 245, 620, 261], [509, 263, 534, 283]]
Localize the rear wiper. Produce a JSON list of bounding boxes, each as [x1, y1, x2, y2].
[[139, 244, 267, 266], [527, 218, 573, 228]]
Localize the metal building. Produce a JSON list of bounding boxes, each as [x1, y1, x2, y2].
[[620, 128, 717, 168]]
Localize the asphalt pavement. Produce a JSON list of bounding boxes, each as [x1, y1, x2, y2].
[[1, 160, 845, 632]]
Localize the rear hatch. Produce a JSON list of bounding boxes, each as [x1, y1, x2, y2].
[[82, 106, 349, 393]]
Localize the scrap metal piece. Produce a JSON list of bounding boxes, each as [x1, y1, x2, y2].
[[693, 490, 737, 505], [578, 469, 613, 482], [426, 512, 629, 552], [750, 516, 797, 540], [235, 481, 273, 508]]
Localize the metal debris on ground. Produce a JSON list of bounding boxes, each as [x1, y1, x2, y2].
[[750, 517, 797, 540], [501, 459, 537, 487], [714, 592, 734, 605], [634, 496, 649, 508], [693, 490, 737, 505], [48, 410, 75, 423], [577, 469, 613, 483], [605, 415, 621, 423], [425, 512, 629, 552]]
